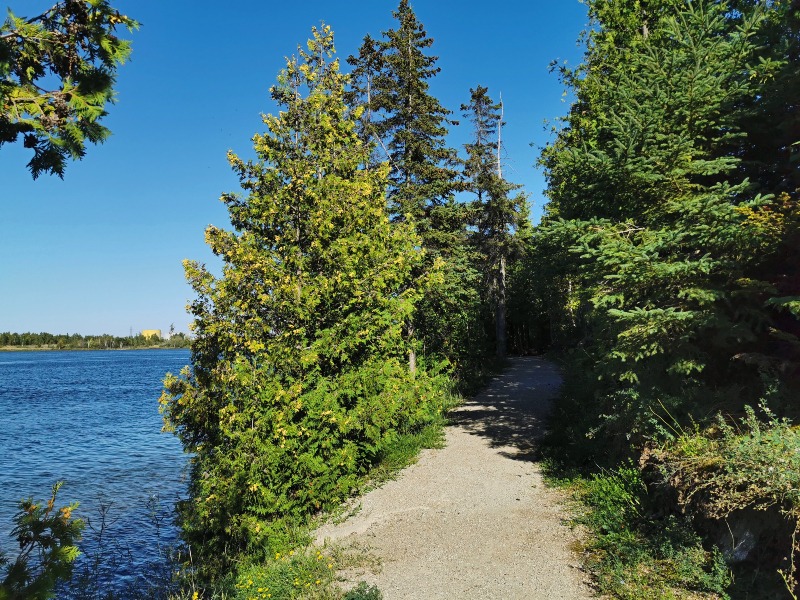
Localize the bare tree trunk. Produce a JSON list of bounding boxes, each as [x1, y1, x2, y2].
[[407, 321, 417, 374], [567, 277, 576, 329], [497, 93, 503, 179], [642, 7, 650, 39], [495, 95, 508, 357], [496, 254, 507, 357]]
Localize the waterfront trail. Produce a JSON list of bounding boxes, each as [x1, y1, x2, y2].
[[314, 356, 595, 599]]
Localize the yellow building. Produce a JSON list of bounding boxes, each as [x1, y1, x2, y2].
[[141, 329, 162, 339]]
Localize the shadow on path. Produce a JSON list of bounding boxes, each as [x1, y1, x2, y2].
[[448, 356, 562, 462]]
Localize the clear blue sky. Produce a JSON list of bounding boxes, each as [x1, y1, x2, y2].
[[1, 1, 588, 337]]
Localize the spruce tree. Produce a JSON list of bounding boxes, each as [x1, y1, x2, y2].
[[160, 26, 444, 575], [537, 0, 799, 443], [461, 86, 529, 356], [348, 1, 480, 373]]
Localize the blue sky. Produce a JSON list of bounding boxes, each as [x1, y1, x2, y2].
[[1, 1, 588, 336]]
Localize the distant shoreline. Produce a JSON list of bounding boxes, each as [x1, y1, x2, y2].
[[0, 345, 189, 352]]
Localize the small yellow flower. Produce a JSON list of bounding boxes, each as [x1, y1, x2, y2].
[[192, 592, 199, 600]]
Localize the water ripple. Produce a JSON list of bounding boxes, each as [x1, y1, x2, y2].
[[0, 349, 190, 588]]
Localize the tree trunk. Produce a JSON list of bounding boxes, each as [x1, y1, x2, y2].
[[407, 320, 417, 373], [496, 254, 508, 357]]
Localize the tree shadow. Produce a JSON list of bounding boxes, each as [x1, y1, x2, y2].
[[447, 357, 562, 463]]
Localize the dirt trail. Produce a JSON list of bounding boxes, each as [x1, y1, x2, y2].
[[314, 356, 595, 599]]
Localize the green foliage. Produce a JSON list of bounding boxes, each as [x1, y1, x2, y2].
[[0, 0, 138, 178], [202, 549, 383, 600], [460, 86, 531, 357], [234, 549, 337, 600], [161, 398, 452, 599], [348, 0, 458, 224], [535, 2, 800, 597], [362, 397, 453, 485], [0, 482, 84, 600], [535, 0, 800, 444], [348, 1, 482, 372], [658, 404, 800, 595], [567, 467, 731, 599], [342, 583, 381, 600], [667, 405, 800, 518], [160, 25, 449, 580]]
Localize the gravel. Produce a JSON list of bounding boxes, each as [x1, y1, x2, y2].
[[314, 356, 595, 599]]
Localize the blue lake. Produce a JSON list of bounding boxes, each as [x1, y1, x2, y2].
[[0, 349, 190, 591]]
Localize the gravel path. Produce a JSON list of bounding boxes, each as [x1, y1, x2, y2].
[[314, 356, 595, 599]]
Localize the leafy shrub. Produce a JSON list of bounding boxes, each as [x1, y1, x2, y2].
[[0, 482, 84, 600], [234, 549, 337, 600], [571, 466, 731, 599], [657, 404, 800, 596], [342, 583, 381, 600]]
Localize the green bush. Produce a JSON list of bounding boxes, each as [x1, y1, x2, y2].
[[0, 482, 84, 600], [234, 549, 336, 600], [658, 404, 800, 596], [342, 583, 381, 600], [571, 466, 731, 599]]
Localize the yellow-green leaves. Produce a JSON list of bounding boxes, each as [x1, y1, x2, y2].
[[160, 25, 446, 579], [1, 1, 138, 178]]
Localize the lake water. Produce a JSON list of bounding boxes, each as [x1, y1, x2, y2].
[[0, 349, 190, 592]]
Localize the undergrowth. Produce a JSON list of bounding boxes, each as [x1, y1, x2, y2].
[[541, 352, 734, 599], [543, 356, 800, 599], [169, 390, 460, 600], [657, 404, 800, 599], [545, 463, 731, 600]]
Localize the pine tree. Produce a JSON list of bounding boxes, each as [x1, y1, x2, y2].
[[348, 0, 458, 226], [160, 26, 445, 575], [348, 0, 480, 372], [461, 86, 529, 356]]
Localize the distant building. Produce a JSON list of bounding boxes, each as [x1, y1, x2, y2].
[[141, 329, 162, 339]]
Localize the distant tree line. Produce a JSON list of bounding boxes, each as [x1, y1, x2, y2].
[[0, 330, 190, 349]]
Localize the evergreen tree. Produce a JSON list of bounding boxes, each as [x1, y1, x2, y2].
[[461, 86, 530, 356], [160, 26, 445, 576], [348, 0, 480, 372], [348, 0, 458, 227], [0, 1, 138, 178], [537, 0, 800, 444]]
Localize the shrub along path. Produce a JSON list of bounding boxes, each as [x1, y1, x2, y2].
[[314, 356, 594, 599]]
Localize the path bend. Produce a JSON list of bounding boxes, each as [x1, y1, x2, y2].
[[315, 356, 594, 599]]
